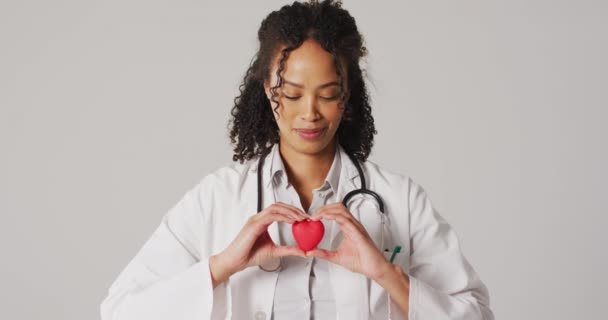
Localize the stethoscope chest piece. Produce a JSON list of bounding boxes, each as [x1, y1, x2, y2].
[[259, 256, 281, 272]]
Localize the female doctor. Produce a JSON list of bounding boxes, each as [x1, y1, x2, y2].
[[100, 1, 494, 319]]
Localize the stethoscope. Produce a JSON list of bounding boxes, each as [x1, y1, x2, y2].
[[257, 147, 387, 272]]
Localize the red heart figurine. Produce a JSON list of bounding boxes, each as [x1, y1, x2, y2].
[[292, 219, 325, 252]]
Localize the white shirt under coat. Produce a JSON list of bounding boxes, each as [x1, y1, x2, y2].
[[269, 141, 341, 319]]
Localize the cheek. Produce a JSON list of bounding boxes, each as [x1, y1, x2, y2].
[[273, 104, 295, 129], [324, 104, 345, 123], [275, 101, 299, 120]]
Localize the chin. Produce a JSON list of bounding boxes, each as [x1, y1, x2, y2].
[[295, 144, 327, 155], [286, 135, 336, 155]]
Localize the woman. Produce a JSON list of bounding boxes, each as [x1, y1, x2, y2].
[[100, 1, 494, 319]]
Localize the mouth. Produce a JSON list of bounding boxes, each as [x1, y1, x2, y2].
[[295, 127, 326, 140]]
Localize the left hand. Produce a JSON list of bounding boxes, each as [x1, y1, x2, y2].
[[306, 203, 391, 281]]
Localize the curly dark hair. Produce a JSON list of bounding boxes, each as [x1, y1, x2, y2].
[[228, 0, 377, 163]]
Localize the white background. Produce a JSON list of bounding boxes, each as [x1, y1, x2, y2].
[[1, 0, 606, 319]]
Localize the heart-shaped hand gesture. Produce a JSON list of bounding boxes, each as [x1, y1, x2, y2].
[[305, 203, 391, 281]]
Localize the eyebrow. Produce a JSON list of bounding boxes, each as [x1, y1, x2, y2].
[[283, 79, 340, 89]]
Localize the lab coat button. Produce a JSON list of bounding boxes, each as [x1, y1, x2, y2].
[[254, 311, 266, 320]]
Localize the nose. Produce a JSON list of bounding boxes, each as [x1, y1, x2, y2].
[[300, 95, 320, 121]]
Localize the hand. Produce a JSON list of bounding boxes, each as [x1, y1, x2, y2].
[[210, 202, 309, 285], [306, 203, 391, 281]]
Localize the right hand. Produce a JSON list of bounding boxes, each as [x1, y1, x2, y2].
[[210, 202, 309, 285]]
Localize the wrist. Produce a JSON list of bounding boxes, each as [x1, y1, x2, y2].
[[209, 253, 234, 287], [374, 261, 411, 315], [372, 260, 400, 285]]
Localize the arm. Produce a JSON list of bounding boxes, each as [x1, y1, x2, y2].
[[209, 254, 233, 289], [100, 182, 231, 320], [392, 177, 494, 320], [374, 262, 411, 316]]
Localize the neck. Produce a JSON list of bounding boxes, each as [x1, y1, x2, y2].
[[278, 138, 337, 190]]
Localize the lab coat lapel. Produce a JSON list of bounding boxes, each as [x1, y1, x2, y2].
[[327, 144, 361, 248], [244, 146, 281, 242], [241, 152, 280, 318], [326, 145, 371, 319]]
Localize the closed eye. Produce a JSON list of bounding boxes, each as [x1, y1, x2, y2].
[[284, 95, 340, 101], [322, 94, 340, 101]]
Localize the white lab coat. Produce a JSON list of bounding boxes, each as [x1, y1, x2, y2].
[[100, 144, 494, 319]]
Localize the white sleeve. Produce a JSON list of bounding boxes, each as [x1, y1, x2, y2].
[[100, 182, 231, 320], [389, 178, 494, 320]]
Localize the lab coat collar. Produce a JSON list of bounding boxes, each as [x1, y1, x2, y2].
[[249, 142, 358, 185], [265, 142, 343, 195]]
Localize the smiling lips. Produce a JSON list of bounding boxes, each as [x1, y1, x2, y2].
[[295, 128, 326, 140]]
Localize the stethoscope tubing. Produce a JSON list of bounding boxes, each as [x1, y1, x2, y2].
[[256, 146, 386, 272]]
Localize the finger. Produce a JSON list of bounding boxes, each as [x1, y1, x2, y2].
[[267, 203, 308, 220], [273, 201, 306, 214], [273, 202, 309, 220], [261, 204, 302, 221], [311, 207, 363, 229], [273, 245, 306, 258], [312, 202, 341, 216], [311, 206, 331, 220], [311, 202, 344, 217], [249, 212, 296, 236], [314, 212, 368, 243], [319, 207, 366, 232], [262, 212, 298, 225], [305, 248, 339, 264], [312, 203, 351, 218]]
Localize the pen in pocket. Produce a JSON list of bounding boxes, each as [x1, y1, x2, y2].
[[388, 245, 401, 263]]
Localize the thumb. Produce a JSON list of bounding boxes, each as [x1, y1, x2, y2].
[[306, 248, 338, 263], [273, 245, 306, 258]]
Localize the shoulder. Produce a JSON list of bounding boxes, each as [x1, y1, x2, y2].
[[361, 158, 413, 189], [360, 159, 432, 208], [194, 157, 258, 193], [173, 157, 258, 220]]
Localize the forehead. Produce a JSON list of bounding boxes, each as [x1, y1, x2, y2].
[[270, 40, 345, 87]]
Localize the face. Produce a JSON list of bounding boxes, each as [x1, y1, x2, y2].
[[264, 39, 349, 157]]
